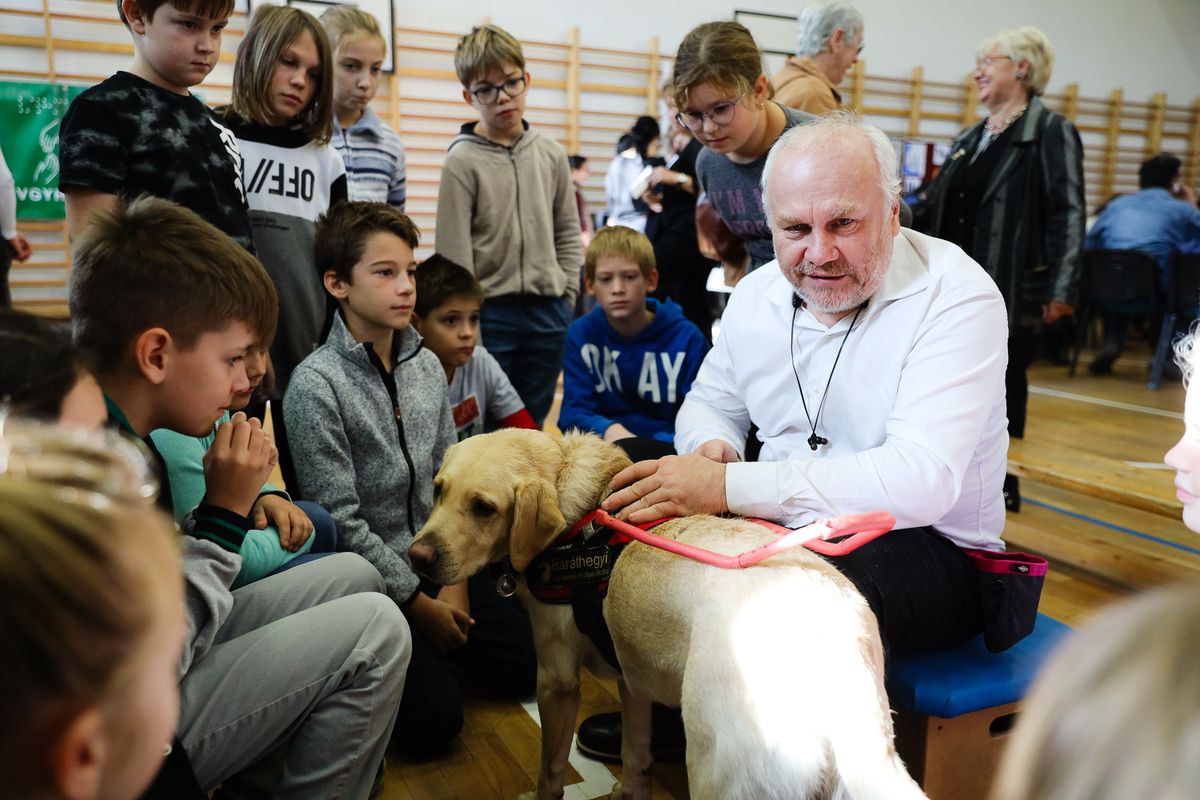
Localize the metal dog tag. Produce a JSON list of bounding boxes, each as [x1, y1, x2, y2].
[[496, 571, 517, 597]]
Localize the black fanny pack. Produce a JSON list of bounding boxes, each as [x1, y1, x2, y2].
[[964, 549, 1048, 652]]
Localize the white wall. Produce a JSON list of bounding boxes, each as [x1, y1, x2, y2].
[[394, 0, 1200, 103]]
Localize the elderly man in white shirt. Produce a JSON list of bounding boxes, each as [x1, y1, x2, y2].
[[603, 112, 1009, 653]]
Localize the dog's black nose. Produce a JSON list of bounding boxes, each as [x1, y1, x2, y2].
[[409, 541, 437, 568]]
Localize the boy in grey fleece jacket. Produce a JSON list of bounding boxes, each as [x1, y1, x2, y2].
[[286, 202, 536, 756], [435, 24, 583, 428]]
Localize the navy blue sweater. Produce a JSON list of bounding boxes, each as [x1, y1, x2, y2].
[[560, 298, 709, 442]]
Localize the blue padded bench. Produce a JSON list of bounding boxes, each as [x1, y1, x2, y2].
[[885, 614, 1072, 799]]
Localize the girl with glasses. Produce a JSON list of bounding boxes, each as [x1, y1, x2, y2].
[[673, 21, 816, 276]]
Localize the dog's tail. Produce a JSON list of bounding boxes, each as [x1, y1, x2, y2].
[[823, 606, 930, 800]]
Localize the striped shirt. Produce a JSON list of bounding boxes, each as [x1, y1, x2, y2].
[[333, 106, 407, 210]]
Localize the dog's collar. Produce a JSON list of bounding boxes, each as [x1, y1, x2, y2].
[[562, 508, 673, 546], [493, 509, 652, 600], [520, 512, 654, 604]]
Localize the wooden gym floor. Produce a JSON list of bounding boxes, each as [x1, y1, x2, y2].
[[362, 346, 1199, 800]]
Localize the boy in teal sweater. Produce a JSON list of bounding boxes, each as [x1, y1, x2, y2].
[[152, 345, 337, 587]]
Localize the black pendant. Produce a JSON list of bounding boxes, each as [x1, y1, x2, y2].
[[807, 433, 828, 451]]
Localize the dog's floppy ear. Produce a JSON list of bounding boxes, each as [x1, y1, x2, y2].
[[556, 433, 634, 525], [510, 477, 567, 572]]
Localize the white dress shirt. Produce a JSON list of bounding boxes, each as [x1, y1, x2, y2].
[[675, 229, 1009, 551]]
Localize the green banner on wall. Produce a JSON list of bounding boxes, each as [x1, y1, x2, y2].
[[0, 81, 87, 220]]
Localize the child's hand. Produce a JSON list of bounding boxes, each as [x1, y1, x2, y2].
[[437, 582, 471, 617], [407, 592, 474, 655], [252, 494, 314, 551], [202, 412, 279, 517], [603, 422, 636, 443]]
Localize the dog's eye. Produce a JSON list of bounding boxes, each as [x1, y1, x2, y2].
[[472, 499, 495, 518]]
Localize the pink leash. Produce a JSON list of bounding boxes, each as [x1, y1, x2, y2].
[[589, 509, 896, 569]]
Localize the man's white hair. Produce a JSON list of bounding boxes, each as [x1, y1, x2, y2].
[[760, 111, 901, 224], [795, 1, 864, 58]]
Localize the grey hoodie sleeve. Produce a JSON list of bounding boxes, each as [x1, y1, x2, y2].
[[552, 153, 583, 305], [285, 368, 420, 605], [434, 154, 475, 273], [179, 536, 239, 678]]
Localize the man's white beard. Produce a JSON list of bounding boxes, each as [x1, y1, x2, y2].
[[787, 230, 893, 314]]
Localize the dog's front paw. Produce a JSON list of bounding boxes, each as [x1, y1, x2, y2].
[[609, 778, 653, 800]]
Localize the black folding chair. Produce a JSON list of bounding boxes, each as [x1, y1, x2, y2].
[[1070, 249, 1162, 378], [1149, 252, 1200, 390]]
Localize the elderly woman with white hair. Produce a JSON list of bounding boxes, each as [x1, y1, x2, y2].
[[772, 1, 863, 113], [918, 26, 1085, 512]]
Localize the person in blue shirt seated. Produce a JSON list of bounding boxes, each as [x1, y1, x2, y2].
[[559, 225, 709, 456], [1086, 153, 1200, 374]]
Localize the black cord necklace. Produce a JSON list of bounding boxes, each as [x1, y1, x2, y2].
[[790, 299, 866, 451]]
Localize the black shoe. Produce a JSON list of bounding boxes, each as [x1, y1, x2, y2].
[[576, 706, 687, 763], [1003, 473, 1021, 513], [1089, 347, 1119, 375]]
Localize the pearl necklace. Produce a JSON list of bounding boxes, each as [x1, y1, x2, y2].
[[985, 104, 1027, 134]]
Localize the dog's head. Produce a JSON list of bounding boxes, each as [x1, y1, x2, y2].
[[409, 429, 632, 584]]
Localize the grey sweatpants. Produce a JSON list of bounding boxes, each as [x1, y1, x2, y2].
[[179, 553, 410, 798]]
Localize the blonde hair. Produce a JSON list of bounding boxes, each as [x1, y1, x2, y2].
[[319, 5, 385, 54], [977, 26, 1055, 97], [230, 4, 334, 144], [672, 21, 766, 109], [585, 226, 657, 282], [0, 422, 179, 795], [454, 24, 525, 88], [992, 585, 1200, 800]]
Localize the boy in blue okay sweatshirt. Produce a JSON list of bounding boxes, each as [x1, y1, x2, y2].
[[560, 225, 710, 444]]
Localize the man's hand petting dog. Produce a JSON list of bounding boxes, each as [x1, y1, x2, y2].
[[407, 592, 474, 655], [602, 446, 734, 523]]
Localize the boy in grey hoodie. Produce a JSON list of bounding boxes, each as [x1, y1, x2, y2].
[[435, 24, 583, 428], [286, 202, 536, 757]]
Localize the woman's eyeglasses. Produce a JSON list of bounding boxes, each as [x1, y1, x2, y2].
[[675, 95, 745, 132], [975, 54, 1013, 71]]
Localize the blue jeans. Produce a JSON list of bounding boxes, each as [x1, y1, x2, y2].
[[268, 501, 338, 576], [480, 294, 572, 428]]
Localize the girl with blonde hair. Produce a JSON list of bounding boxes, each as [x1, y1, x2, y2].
[[0, 424, 185, 800], [992, 330, 1200, 800], [321, 5, 407, 209]]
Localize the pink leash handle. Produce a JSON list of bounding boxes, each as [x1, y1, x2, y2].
[[592, 509, 896, 569]]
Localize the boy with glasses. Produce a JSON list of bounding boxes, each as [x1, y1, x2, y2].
[[435, 24, 583, 428]]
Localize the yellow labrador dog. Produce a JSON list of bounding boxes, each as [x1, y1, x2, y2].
[[409, 429, 927, 800]]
